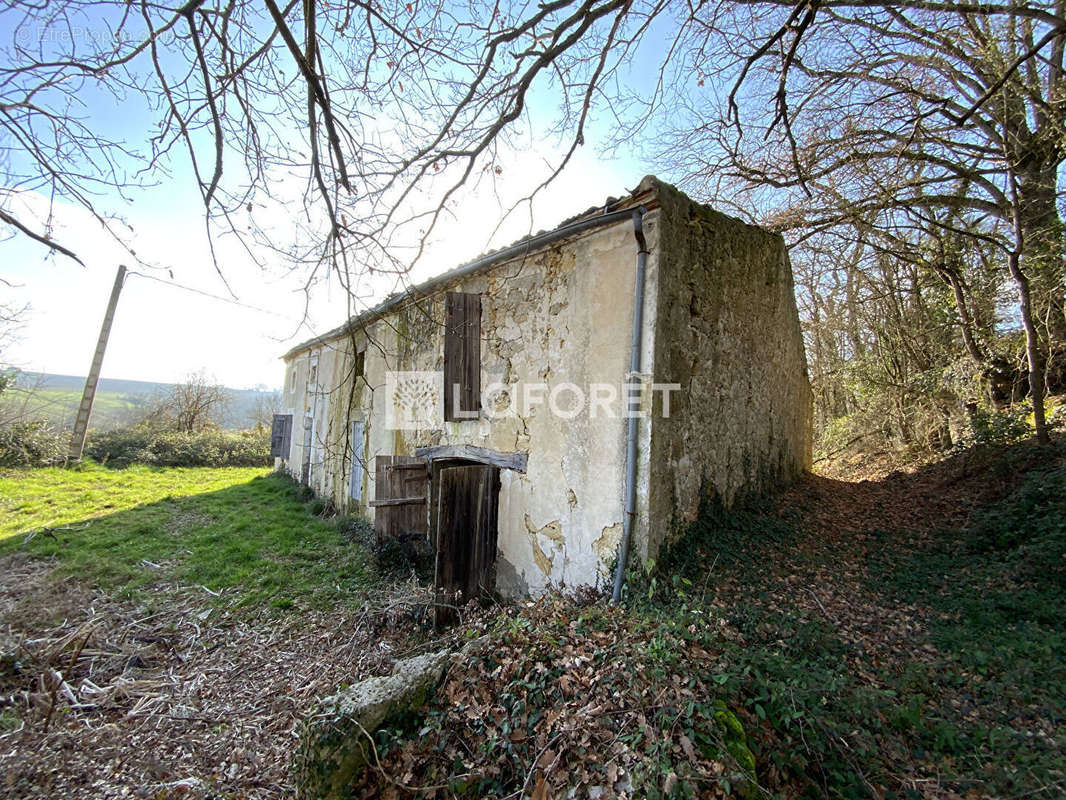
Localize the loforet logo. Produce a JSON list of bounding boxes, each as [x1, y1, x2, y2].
[[385, 371, 443, 430], [385, 370, 680, 431]]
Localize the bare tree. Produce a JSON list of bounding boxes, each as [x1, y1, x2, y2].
[[168, 370, 229, 433], [0, 0, 657, 305], [3, 0, 1063, 446], [0, 302, 27, 358], [130, 389, 179, 431], [666, 2, 1066, 442], [0, 305, 48, 428], [249, 390, 280, 431]]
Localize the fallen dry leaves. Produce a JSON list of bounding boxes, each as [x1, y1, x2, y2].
[[352, 594, 748, 799], [0, 556, 443, 799]]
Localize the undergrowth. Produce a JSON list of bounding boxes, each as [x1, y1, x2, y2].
[[357, 596, 759, 799], [635, 439, 1066, 798], [352, 440, 1064, 798]]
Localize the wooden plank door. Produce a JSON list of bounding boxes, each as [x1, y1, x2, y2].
[[370, 455, 429, 544], [270, 414, 292, 458], [434, 464, 500, 625]]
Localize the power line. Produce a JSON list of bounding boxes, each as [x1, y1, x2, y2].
[[125, 269, 298, 320]]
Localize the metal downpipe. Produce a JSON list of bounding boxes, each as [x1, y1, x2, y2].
[[611, 208, 650, 604]]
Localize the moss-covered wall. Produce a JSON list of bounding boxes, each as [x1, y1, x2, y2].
[[644, 181, 812, 563]]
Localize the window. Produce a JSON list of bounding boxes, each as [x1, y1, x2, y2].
[[354, 349, 365, 380], [308, 358, 318, 391], [443, 291, 481, 421], [289, 367, 297, 393]]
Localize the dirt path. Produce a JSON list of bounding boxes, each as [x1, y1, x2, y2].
[[702, 441, 1065, 798]]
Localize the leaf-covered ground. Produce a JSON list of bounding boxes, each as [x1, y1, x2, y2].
[[359, 437, 1065, 799], [1, 441, 1062, 798], [0, 466, 391, 798]]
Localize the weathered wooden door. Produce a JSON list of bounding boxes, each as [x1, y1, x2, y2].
[[434, 464, 500, 624], [270, 414, 293, 458], [370, 455, 430, 544]]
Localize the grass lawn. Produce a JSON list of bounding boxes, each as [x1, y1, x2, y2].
[[0, 464, 373, 611]]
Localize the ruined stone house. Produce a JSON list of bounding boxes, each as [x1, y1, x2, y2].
[[273, 176, 812, 599]]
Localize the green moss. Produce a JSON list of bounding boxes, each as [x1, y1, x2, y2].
[[712, 701, 758, 796]]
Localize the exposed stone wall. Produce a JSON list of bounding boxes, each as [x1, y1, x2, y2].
[[643, 181, 813, 564]]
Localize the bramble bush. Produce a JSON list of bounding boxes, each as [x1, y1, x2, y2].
[[0, 420, 66, 467], [85, 426, 271, 467]]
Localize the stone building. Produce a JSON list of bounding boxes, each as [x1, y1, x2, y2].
[[273, 176, 811, 599]]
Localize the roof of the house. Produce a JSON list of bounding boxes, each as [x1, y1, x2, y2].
[[281, 175, 661, 360]]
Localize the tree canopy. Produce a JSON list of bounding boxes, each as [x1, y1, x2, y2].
[[2, 0, 1064, 444]]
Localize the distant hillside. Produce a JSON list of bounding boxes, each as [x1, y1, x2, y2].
[[1, 371, 280, 431]]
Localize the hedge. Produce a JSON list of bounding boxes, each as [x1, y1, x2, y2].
[[84, 427, 271, 468]]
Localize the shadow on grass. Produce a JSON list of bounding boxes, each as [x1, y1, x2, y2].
[[1, 471, 374, 613]]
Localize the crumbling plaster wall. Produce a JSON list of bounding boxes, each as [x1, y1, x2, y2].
[[643, 181, 813, 564], [278, 344, 352, 500], [342, 216, 659, 596]]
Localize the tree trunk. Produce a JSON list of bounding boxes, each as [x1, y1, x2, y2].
[[1007, 249, 1050, 445], [1016, 165, 1066, 347], [1006, 160, 1052, 445], [938, 265, 987, 364]]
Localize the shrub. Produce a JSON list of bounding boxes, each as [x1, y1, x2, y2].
[[957, 403, 1032, 448], [337, 514, 374, 545], [0, 420, 66, 467], [336, 513, 434, 580], [85, 426, 271, 467]]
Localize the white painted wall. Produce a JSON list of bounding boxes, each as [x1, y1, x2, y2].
[[279, 208, 661, 596]]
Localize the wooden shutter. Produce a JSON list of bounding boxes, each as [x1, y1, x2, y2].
[[371, 455, 429, 543], [270, 414, 292, 457], [349, 421, 365, 501], [444, 291, 481, 422]]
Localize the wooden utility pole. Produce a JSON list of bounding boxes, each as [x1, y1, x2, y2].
[[68, 265, 127, 463]]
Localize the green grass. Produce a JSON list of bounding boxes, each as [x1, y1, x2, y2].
[[0, 464, 374, 611]]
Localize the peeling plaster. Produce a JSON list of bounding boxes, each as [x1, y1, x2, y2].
[[524, 514, 564, 577], [277, 177, 811, 599], [594, 522, 623, 561], [594, 522, 623, 584]]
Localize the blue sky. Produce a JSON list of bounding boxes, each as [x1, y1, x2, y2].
[[0, 5, 662, 389], [3, 147, 645, 389]]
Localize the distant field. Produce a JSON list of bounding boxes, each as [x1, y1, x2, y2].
[[1, 372, 280, 430], [0, 464, 372, 610], [7, 386, 151, 430]]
